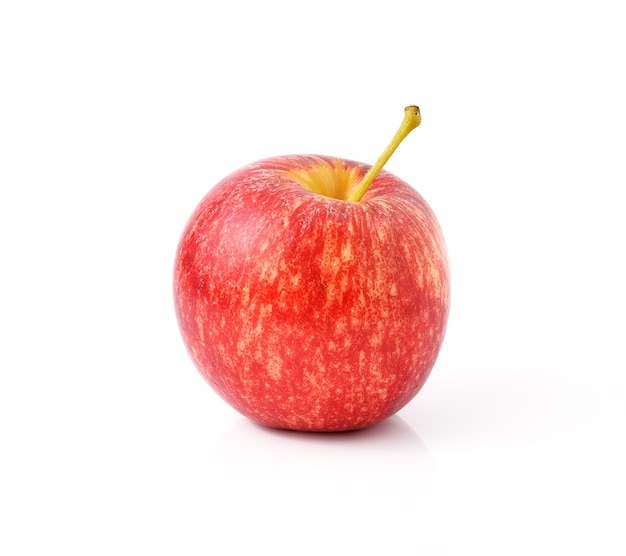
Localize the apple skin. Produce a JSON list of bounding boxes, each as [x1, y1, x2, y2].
[[174, 155, 450, 432]]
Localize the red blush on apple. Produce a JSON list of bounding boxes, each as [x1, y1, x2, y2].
[[174, 107, 449, 432]]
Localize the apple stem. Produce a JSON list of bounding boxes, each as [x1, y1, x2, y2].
[[347, 106, 422, 203]]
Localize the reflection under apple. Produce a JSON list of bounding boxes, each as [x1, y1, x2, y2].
[[203, 414, 447, 555]]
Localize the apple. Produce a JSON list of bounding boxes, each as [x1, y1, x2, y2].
[[174, 106, 450, 432]]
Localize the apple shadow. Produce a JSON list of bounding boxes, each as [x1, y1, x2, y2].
[[245, 412, 428, 449], [206, 413, 446, 554], [210, 413, 434, 477], [403, 360, 618, 448]]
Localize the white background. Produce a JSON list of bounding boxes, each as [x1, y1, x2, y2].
[[1, 1, 625, 554]]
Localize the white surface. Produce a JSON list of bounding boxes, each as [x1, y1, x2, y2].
[[1, 1, 625, 554]]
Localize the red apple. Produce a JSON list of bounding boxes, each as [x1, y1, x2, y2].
[[174, 107, 450, 432]]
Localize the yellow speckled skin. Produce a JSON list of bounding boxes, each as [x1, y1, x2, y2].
[[174, 155, 449, 431]]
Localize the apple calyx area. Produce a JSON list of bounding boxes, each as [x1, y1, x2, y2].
[[287, 105, 422, 203]]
